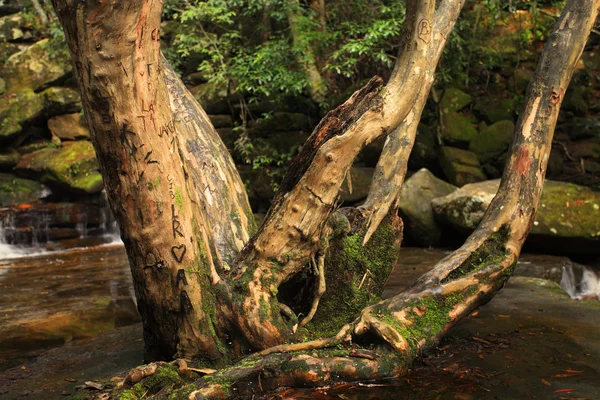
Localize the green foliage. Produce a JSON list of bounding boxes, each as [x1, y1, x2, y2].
[[164, 0, 407, 103]]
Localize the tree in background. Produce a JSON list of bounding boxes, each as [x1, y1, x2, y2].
[[49, 0, 599, 397]]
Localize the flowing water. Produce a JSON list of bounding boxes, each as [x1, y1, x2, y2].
[[0, 213, 599, 398]]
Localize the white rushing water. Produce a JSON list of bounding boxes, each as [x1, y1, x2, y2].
[[561, 265, 600, 301]]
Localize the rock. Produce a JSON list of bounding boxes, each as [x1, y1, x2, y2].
[[207, 114, 233, 129], [0, 13, 36, 42], [189, 81, 230, 114], [0, 78, 5, 95], [0, 173, 49, 207], [339, 167, 374, 204], [3, 39, 72, 92], [431, 179, 600, 254], [469, 120, 515, 164], [248, 112, 313, 135], [473, 98, 516, 124], [438, 146, 486, 187], [48, 113, 90, 141], [408, 125, 439, 171], [0, 87, 81, 142], [546, 149, 564, 177], [508, 67, 532, 94], [0, 148, 20, 169], [440, 111, 477, 143], [237, 165, 275, 213], [562, 86, 589, 117], [397, 168, 457, 246], [440, 87, 472, 114], [15, 141, 103, 194]]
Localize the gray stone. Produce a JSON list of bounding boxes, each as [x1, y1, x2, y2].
[[48, 113, 90, 141], [340, 167, 374, 204], [0, 172, 48, 207], [398, 169, 457, 246], [441, 111, 478, 143], [432, 179, 600, 254]]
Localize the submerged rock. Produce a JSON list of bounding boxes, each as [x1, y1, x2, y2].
[[398, 169, 457, 246], [432, 179, 600, 254], [15, 140, 103, 194]]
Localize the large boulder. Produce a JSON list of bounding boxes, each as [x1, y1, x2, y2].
[[441, 111, 477, 143], [432, 179, 600, 254], [0, 87, 81, 142], [15, 140, 103, 194], [440, 87, 472, 114], [339, 166, 374, 204], [48, 113, 90, 141], [438, 146, 486, 187], [0, 173, 48, 207], [2, 39, 72, 92], [398, 168, 457, 246], [469, 120, 515, 164]]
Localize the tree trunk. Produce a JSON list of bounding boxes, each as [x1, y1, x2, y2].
[[50, 0, 599, 397], [51, 0, 254, 363]]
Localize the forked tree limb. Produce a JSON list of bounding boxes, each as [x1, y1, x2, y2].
[[164, 0, 598, 397], [227, 0, 436, 350], [361, 0, 467, 244]]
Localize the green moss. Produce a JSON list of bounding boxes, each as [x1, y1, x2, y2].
[[175, 188, 184, 213], [113, 365, 183, 399], [310, 218, 400, 338], [443, 224, 510, 283], [374, 285, 478, 352]]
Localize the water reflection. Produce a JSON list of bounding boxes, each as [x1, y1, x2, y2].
[[0, 243, 138, 371]]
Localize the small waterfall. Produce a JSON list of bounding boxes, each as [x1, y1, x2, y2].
[[561, 265, 600, 301], [0, 191, 123, 260]]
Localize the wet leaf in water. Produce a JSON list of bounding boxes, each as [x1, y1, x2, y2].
[[541, 378, 551, 386]]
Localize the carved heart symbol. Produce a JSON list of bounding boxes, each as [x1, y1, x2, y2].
[[171, 244, 187, 263]]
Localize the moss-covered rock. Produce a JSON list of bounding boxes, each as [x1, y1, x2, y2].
[[562, 86, 590, 117], [0, 147, 20, 169], [309, 212, 402, 337], [48, 113, 90, 141], [431, 179, 600, 254], [438, 146, 486, 187], [469, 120, 515, 164], [0, 12, 38, 42], [0, 172, 48, 206], [440, 87, 472, 114], [473, 97, 516, 124], [440, 111, 477, 143], [15, 141, 103, 194], [398, 168, 457, 246], [0, 87, 81, 142], [207, 114, 233, 129], [3, 38, 72, 92]]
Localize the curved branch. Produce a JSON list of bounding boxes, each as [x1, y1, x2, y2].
[[227, 0, 436, 350], [361, 0, 467, 244]]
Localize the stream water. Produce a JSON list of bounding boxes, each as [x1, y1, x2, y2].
[[0, 218, 599, 398]]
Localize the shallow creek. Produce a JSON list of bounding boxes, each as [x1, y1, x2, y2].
[[0, 243, 599, 399]]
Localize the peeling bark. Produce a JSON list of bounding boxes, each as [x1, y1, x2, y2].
[[51, 0, 253, 362], [361, 0, 467, 244]]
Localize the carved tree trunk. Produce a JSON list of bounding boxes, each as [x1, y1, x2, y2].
[[51, 0, 599, 397]]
